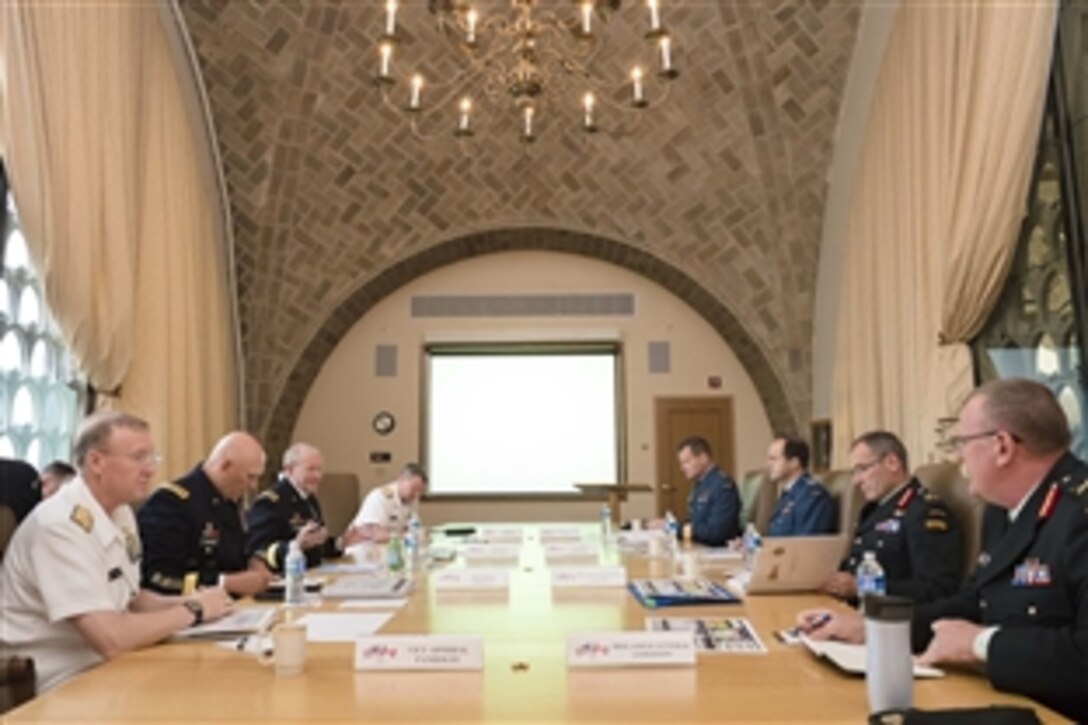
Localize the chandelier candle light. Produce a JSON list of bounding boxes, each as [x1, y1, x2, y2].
[[374, 0, 680, 142]]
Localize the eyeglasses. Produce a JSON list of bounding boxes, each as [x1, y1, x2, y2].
[[104, 450, 164, 467], [849, 458, 882, 476], [941, 429, 1020, 452]]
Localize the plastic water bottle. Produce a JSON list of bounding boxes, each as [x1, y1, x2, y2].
[[664, 511, 680, 557], [742, 522, 762, 572], [403, 533, 416, 574], [284, 540, 306, 606], [386, 534, 405, 573], [856, 551, 887, 607], [600, 504, 612, 537], [408, 513, 424, 554]]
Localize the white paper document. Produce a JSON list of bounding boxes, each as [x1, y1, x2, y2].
[[313, 561, 382, 575], [297, 612, 394, 642], [338, 598, 408, 610], [322, 575, 412, 599], [800, 635, 944, 678], [175, 606, 276, 640]]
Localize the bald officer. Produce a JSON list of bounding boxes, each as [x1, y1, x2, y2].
[[138, 432, 272, 596]]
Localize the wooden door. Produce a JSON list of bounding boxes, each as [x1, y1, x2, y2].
[[654, 397, 735, 517]]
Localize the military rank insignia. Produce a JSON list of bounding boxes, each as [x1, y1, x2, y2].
[[875, 519, 900, 533], [925, 518, 948, 532], [70, 504, 94, 533], [124, 529, 141, 562], [200, 522, 221, 550], [1012, 557, 1051, 587]]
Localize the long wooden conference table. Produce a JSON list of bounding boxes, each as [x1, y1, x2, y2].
[[8, 523, 1062, 723]]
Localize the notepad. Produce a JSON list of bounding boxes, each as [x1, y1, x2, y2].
[[297, 612, 394, 642], [174, 606, 277, 640], [799, 635, 944, 678], [321, 575, 412, 599]]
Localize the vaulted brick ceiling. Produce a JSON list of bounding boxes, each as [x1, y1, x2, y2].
[[178, 0, 862, 458]]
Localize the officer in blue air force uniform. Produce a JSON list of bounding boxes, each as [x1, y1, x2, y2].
[[823, 431, 963, 606], [137, 432, 272, 597], [797, 379, 1088, 723], [245, 443, 364, 572], [764, 436, 836, 537], [676, 436, 740, 546]]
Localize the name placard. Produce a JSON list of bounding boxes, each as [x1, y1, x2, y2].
[[432, 568, 510, 590], [355, 635, 483, 671], [477, 527, 524, 542], [543, 542, 600, 560], [462, 544, 521, 561], [539, 526, 583, 542], [566, 631, 695, 668], [551, 566, 627, 588]]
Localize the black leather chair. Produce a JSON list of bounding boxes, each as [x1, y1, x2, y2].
[[0, 656, 36, 714]]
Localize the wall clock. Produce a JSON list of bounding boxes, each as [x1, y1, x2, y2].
[[372, 411, 396, 435]]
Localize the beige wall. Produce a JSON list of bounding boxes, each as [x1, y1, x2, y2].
[[294, 250, 773, 525]]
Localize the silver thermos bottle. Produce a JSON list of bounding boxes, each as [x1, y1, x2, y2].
[[864, 594, 914, 713]]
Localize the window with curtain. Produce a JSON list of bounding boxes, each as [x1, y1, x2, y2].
[[0, 164, 81, 468], [971, 16, 1088, 458]]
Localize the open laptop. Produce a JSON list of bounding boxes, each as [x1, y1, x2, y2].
[[733, 535, 846, 595]]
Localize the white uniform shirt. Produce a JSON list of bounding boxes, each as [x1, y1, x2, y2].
[[351, 481, 417, 532], [0, 476, 141, 691]]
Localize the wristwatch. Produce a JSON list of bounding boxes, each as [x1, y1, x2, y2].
[[183, 599, 204, 626]]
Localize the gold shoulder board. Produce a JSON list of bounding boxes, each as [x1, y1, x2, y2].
[[70, 504, 94, 533], [161, 482, 190, 500]]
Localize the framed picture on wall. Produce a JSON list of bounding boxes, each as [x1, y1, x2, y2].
[[810, 419, 832, 473]]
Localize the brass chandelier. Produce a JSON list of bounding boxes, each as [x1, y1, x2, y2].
[[373, 0, 680, 142]]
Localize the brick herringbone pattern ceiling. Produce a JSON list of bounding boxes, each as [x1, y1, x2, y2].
[[179, 0, 862, 442]]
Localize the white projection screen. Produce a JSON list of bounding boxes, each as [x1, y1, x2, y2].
[[425, 345, 621, 495]]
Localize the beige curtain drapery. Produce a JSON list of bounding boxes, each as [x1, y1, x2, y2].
[[831, 0, 1056, 467], [1, 0, 238, 477], [2, 3, 143, 392]]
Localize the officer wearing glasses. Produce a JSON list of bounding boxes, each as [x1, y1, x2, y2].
[[821, 430, 963, 605], [798, 378, 1088, 722], [0, 412, 233, 692]]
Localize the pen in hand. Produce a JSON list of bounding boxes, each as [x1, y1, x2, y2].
[[793, 613, 832, 636]]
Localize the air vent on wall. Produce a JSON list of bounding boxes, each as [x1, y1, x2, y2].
[[411, 293, 634, 318]]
